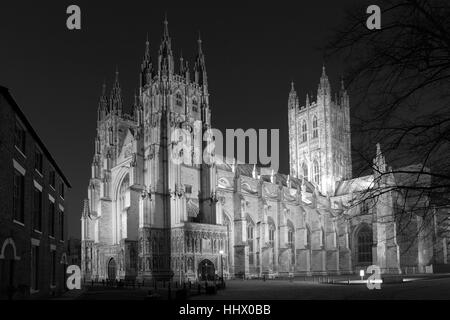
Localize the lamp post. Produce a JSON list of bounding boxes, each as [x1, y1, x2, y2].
[[219, 250, 224, 287]]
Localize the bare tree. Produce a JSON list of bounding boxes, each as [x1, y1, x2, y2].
[[326, 0, 450, 264]]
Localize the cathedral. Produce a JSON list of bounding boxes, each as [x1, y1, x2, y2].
[[81, 19, 435, 282]]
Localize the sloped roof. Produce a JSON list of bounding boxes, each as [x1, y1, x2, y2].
[[334, 175, 374, 196]]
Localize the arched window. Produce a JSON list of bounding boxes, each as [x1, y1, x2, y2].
[[247, 221, 254, 265], [175, 92, 183, 107], [288, 229, 294, 245], [361, 201, 369, 215], [321, 227, 326, 248], [301, 120, 307, 143], [192, 98, 198, 112], [313, 160, 320, 185], [268, 221, 275, 245], [312, 116, 318, 139], [357, 225, 373, 264], [302, 162, 308, 179], [305, 225, 311, 248]]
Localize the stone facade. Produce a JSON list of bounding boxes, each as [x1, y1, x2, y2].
[[82, 20, 438, 282]]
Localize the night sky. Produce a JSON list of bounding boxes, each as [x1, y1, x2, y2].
[[0, 1, 356, 238]]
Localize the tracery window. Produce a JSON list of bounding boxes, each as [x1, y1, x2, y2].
[[302, 120, 307, 143], [313, 160, 320, 185], [357, 225, 373, 264], [192, 98, 199, 112], [312, 116, 318, 139], [302, 162, 308, 179], [175, 92, 183, 107]]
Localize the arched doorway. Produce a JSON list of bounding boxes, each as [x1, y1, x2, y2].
[[107, 258, 116, 281], [0, 245, 15, 298], [198, 259, 215, 281]]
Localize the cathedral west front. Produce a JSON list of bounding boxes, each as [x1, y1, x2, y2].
[[81, 19, 435, 282]]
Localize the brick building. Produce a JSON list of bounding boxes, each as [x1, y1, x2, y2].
[[0, 86, 71, 299]]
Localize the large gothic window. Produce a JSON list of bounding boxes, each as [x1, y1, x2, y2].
[[305, 225, 311, 248], [312, 116, 318, 139], [302, 120, 307, 143], [175, 92, 183, 107], [357, 225, 373, 264], [268, 219, 275, 245], [313, 160, 320, 185], [302, 162, 308, 179], [361, 201, 369, 215], [192, 98, 199, 112], [247, 221, 254, 265]]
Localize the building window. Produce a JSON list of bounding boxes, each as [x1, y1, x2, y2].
[[301, 120, 307, 143], [268, 223, 275, 245], [33, 187, 42, 231], [247, 224, 254, 265], [305, 226, 311, 248], [302, 162, 308, 179], [50, 250, 56, 286], [49, 170, 56, 188], [60, 211, 64, 240], [60, 182, 65, 199], [312, 116, 318, 139], [357, 225, 373, 264], [14, 121, 26, 153], [175, 92, 183, 107], [35, 150, 43, 174], [361, 201, 369, 215], [49, 202, 55, 237], [288, 229, 294, 245], [185, 184, 192, 194], [13, 170, 25, 223], [192, 98, 198, 112], [313, 160, 320, 185], [31, 245, 39, 290]]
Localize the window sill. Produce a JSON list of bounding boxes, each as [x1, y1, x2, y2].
[[13, 219, 25, 227], [35, 169, 43, 178], [50, 185, 56, 191], [15, 146, 27, 159], [49, 236, 55, 240], [30, 289, 40, 294], [50, 285, 56, 289], [34, 229, 42, 234]]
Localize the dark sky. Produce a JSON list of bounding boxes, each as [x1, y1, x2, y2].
[[0, 0, 356, 238]]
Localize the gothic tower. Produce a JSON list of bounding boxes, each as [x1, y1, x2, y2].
[[288, 66, 352, 195], [82, 18, 220, 282]]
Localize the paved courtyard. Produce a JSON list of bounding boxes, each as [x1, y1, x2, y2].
[[63, 276, 450, 300], [190, 278, 450, 300]]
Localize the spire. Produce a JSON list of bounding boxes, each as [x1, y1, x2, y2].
[[158, 16, 174, 77], [306, 93, 310, 106], [194, 31, 207, 87], [318, 64, 331, 99], [163, 13, 169, 39], [82, 199, 91, 219], [197, 31, 203, 54], [98, 81, 108, 121], [141, 35, 153, 87], [288, 81, 297, 109], [321, 63, 327, 78], [110, 67, 122, 115], [373, 143, 387, 174]]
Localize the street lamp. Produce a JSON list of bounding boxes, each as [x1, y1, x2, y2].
[[219, 250, 224, 287], [360, 269, 365, 281]]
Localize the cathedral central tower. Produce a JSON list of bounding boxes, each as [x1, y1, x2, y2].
[[288, 66, 352, 195]]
